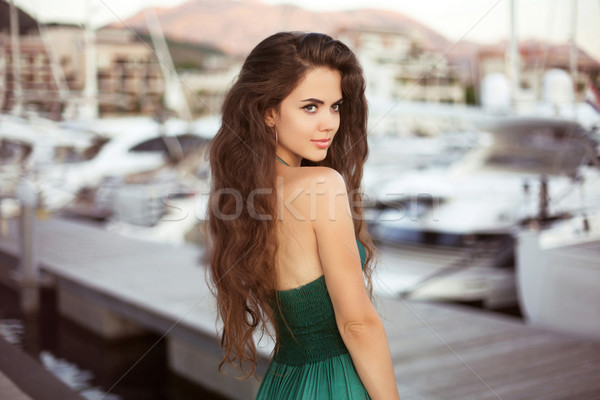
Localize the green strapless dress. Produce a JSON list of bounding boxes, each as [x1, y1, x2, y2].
[[256, 240, 370, 399]]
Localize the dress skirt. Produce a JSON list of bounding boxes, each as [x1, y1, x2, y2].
[[256, 352, 370, 399]]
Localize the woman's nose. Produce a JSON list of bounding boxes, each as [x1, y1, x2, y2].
[[320, 111, 339, 132]]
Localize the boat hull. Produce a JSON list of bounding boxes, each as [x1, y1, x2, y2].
[[516, 223, 600, 339]]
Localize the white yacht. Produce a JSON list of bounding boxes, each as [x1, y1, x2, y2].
[[369, 116, 600, 309]]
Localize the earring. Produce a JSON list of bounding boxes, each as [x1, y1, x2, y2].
[[275, 130, 278, 143]]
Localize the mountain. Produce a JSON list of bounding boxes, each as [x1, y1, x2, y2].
[[112, 0, 453, 56], [111, 0, 599, 77]]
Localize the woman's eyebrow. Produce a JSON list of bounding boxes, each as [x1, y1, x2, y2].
[[300, 97, 344, 104], [301, 97, 324, 104]]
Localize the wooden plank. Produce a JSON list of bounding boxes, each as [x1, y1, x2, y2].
[[392, 323, 598, 392], [0, 336, 85, 400], [379, 299, 600, 400], [0, 372, 33, 400]]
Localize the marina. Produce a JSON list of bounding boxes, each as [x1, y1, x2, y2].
[[1, 0, 600, 398], [1, 216, 600, 399]]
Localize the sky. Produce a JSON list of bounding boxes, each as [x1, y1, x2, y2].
[[12, 0, 600, 61]]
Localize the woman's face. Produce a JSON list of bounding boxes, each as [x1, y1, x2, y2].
[[267, 67, 343, 167]]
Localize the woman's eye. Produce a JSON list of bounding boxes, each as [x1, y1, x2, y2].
[[303, 104, 317, 113], [331, 103, 341, 112]]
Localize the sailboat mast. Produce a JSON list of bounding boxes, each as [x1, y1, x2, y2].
[[9, 0, 23, 116], [82, 0, 98, 119], [569, 0, 578, 106], [508, 0, 520, 109], [144, 9, 192, 123]]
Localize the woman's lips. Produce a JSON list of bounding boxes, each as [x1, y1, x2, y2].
[[311, 139, 331, 149]]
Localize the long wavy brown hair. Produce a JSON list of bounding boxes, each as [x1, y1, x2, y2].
[[206, 31, 376, 377]]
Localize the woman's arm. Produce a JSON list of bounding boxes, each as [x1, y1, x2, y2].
[[310, 167, 400, 400]]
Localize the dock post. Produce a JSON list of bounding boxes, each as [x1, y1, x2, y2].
[[167, 336, 261, 400], [16, 179, 40, 314], [0, 197, 5, 237]]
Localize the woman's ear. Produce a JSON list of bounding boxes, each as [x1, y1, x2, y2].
[[264, 108, 277, 128]]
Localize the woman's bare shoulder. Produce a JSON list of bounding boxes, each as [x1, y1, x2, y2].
[[285, 166, 346, 191]]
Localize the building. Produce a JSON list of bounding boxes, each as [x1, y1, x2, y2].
[[477, 39, 600, 109], [0, 30, 61, 115], [1, 13, 166, 118], [337, 26, 466, 104]]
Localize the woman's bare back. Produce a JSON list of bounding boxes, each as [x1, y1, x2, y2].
[[274, 165, 329, 290]]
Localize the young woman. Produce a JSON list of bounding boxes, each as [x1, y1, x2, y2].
[[207, 32, 399, 399]]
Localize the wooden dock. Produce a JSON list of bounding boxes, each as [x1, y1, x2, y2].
[[1, 216, 599, 400]]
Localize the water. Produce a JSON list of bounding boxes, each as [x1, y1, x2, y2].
[[0, 283, 229, 400]]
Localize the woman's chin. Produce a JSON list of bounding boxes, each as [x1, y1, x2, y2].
[[304, 152, 328, 163]]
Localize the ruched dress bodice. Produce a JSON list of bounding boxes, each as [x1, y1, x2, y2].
[[256, 240, 370, 399], [273, 274, 348, 365]]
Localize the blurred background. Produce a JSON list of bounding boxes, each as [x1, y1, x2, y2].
[[0, 0, 599, 399]]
